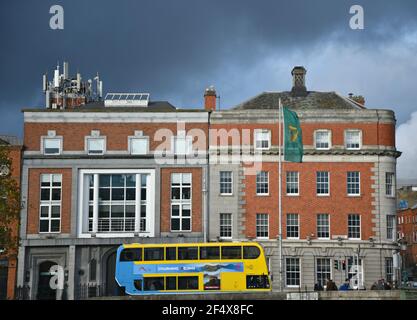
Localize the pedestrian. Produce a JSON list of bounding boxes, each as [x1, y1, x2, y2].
[[325, 279, 338, 291], [314, 282, 323, 291], [339, 278, 350, 291]]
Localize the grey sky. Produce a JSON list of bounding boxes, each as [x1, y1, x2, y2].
[[1, 0, 417, 177]]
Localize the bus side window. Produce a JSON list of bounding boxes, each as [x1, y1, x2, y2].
[[178, 276, 199, 290], [144, 277, 165, 291], [144, 248, 164, 261], [178, 247, 198, 260], [243, 246, 261, 259], [120, 248, 142, 262], [221, 246, 242, 259], [166, 276, 177, 290], [200, 246, 220, 260], [166, 247, 177, 260]]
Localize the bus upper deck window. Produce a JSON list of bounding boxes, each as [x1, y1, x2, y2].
[[166, 247, 177, 260], [120, 248, 142, 262], [200, 246, 220, 260], [144, 248, 164, 261], [243, 246, 261, 259], [221, 246, 242, 259], [178, 247, 198, 260]]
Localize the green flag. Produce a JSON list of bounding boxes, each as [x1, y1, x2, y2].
[[283, 107, 303, 162]]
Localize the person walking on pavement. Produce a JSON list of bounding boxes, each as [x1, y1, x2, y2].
[[339, 278, 350, 291], [326, 279, 338, 291]]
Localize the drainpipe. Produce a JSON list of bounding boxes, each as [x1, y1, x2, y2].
[[203, 111, 211, 242]]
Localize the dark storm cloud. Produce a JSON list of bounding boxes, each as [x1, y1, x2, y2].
[[1, 0, 417, 139]]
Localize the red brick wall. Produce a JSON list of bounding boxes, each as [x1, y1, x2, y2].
[[210, 123, 395, 148], [26, 168, 72, 234], [398, 208, 417, 269], [24, 122, 208, 152], [160, 167, 203, 233], [243, 162, 375, 240]]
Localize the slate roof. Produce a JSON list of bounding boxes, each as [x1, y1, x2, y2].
[[0, 135, 22, 146], [233, 91, 365, 110], [23, 100, 206, 113]]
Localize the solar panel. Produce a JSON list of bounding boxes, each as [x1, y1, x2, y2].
[[104, 92, 150, 107]]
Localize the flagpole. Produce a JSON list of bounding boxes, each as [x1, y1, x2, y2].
[[278, 98, 283, 292]]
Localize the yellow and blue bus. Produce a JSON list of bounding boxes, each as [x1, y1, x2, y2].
[[115, 242, 271, 295]]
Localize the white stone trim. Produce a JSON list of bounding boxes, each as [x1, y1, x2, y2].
[[24, 112, 209, 123], [77, 168, 156, 238]]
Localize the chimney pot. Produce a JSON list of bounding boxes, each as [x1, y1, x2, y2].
[[204, 85, 216, 111], [291, 66, 307, 97]]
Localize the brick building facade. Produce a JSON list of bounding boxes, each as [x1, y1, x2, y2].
[[15, 65, 401, 299], [208, 67, 400, 290], [397, 207, 417, 280]]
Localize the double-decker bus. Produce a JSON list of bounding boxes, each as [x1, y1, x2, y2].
[[115, 242, 271, 295]]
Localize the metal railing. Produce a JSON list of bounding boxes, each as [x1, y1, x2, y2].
[[15, 285, 30, 300]]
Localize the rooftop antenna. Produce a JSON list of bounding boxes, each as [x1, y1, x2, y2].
[[54, 63, 60, 88], [63, 61, 69, 79]]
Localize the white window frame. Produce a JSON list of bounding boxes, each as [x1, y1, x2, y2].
[[219, 171, 233, 195], [256, 171, 269, 196], [314, 130, 331, 150], [86, 137, 106, 155], [285, 257, 301, 288], [170, 173, 192, 232], [172, 133, 193, 155], [41, 136, 63, 155], [316, 258, 332, 288], [345, 130, 362, 150], [77, 169, 156, 238], [347, 171, 361, 196], [317, 214, 330, 240], [386, 215, 396, 241], [286, 213, 299, 239], [316, 171, 330, 196], [385, 172, 395, 197], [256, 213, 269, 239], [286, 171, 299, 196], [39, 174, 62, 234], [219, 213, 232, 239], [348, 214, 361, 240], [128, 134, 149, 155], [254, 129, 271, 150]]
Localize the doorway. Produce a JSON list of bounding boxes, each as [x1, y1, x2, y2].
[[36, 261, 57, 300], [105, 251, 122, 296], [0, 260, 8, 300]]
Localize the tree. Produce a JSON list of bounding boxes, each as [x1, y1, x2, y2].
[[0, 145, 20, 254]]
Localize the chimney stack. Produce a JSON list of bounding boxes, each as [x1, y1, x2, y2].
[[291, 66, 307, 97], [204, 85, 217, 111]]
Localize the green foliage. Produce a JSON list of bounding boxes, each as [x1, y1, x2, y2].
[[0, 145, 20, 254]]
